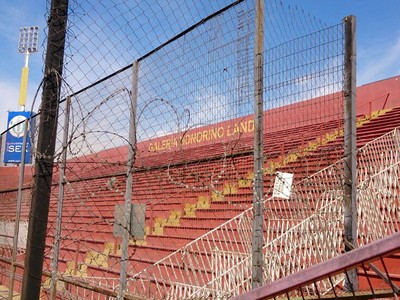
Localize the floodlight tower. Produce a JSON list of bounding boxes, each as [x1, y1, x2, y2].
[[18, 26, 39, 111]]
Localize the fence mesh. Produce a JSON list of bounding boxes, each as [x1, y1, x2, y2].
[[61, 0, 237, 91], [0, 0, 397, 299]]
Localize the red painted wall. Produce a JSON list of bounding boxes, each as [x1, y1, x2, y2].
[[357, 76, 400, 116], [0, 166, 33, 191]]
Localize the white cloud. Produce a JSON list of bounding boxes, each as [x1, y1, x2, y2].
[[0, 79, 42, 134], [0, 81, 20, 133], [189, 92, 232, 127], [358, 34, 400, 84], [0, 6, 25, 41]]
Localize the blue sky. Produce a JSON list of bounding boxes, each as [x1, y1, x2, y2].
[[0, 0, 46, 133], [0, 0, 399, 134]]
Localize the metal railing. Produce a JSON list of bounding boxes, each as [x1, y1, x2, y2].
[[121, 127, 400, 299]]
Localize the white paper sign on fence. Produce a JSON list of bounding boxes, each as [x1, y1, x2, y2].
[[272, 172, 294, 199]]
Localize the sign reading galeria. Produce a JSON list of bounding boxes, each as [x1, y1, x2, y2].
[[3, 111, 33, 164]]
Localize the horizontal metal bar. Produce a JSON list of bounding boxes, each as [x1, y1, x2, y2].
[[233, 231, 400, 300]]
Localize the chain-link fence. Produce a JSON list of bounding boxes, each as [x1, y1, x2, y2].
[[3, 0, 394, 299]]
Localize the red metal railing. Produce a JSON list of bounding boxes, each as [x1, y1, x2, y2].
[[233, 232, 400, 300]]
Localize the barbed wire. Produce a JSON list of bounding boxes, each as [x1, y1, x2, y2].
[[0, 1, 358, 299]]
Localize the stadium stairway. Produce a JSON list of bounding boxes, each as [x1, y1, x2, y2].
[[39, 123, 322, 287], [126, 125, 400, 299], [118, 107, 400, 298]]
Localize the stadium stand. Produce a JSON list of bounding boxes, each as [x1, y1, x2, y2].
[[0, 76, 399, 298]]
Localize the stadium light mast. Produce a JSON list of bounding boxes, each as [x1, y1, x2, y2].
[[18, 26, 39, 111]]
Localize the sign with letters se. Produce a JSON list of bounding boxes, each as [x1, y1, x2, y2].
[[3, 111, 33, 164]]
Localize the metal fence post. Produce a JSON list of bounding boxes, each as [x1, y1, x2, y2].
[[343, 15, 358, 291], [118, 60, 139, 298], [50, 96, 71, 299], [252, 0, 264, 289], [8, 119, 29, 299], [21, 0, 69, 299]]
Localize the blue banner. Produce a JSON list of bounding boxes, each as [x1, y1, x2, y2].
[[3, 111, 33, 164]]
